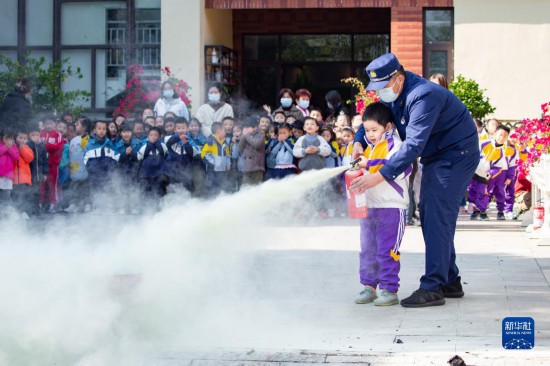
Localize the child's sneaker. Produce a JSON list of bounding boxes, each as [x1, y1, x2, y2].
[[505, 211, 514, 220], [470, 210, 480, 220], [318, 210, 328, 219], [48, 204, 57, 214], [497, 211, 506, 220], [355, 286, 377, 304], [374, 289, 399, 306], [479, 211, 489, 221], [64, 204, 79, 213]]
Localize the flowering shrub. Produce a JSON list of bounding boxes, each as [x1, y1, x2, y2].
[[341, 77, 379, 115], [113, 65, 191, 117], [513, 102, 550, 175]]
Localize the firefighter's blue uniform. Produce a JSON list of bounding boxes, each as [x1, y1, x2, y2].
[[355, 53, 480, 292]]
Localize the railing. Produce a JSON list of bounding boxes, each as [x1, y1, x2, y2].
[[136, 21, 161, 44]]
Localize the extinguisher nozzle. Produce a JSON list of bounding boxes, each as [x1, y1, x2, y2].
[[350, 158, 362, 168]]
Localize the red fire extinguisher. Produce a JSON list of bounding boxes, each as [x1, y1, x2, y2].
[[345, 158, 368, 219], [533, 206, 544, 229]]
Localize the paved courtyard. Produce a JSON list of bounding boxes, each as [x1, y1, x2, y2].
[[148, 212, 550, 365]]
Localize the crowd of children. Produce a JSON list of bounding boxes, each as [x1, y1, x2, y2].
[[0, 94, 375, 218], [468, 118, 529, 221], [0, 95, 531, 224]]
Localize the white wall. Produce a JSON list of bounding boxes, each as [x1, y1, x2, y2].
[[455, 0, 550, 120], [161, 0, 232, 114]]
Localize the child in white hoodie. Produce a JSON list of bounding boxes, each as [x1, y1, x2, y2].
[[353, 102, 411, 307]]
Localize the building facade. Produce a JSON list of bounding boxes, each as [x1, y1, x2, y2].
[[1, 0, 549, 119]]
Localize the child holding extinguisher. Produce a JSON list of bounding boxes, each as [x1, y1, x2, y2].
[[353, 102, 410, 306]]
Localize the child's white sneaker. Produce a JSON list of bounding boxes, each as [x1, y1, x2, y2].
[[374, 289, 399, 306], [64, 204, 79, 213], [355, 286, 377, 304]]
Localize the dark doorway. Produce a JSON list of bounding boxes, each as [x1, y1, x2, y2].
[[234, 8, 391, 115], [242, 34, 389, 114]]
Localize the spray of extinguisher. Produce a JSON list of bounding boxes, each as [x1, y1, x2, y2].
[[345, 157, 368, 219]]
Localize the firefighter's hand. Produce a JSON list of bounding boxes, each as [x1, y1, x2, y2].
[[350, 172, 384, 194], [352, 142, 364, 159]]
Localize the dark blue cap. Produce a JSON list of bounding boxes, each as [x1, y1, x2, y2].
[[365, 53, 402, 90]]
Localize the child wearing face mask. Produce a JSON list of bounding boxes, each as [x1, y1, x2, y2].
[[195, 84, 234, 137], [154, 81, 190, 122]]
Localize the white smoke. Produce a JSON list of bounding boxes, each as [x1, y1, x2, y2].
[[0, 166, 348, 365]]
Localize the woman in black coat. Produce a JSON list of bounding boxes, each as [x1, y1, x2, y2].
[[0, 77, 33, 134]]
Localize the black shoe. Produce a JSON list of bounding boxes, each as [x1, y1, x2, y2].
[[479, 212, 489, 221], [497, 211, 505, 220], [400, 288, 445, 308], [442, 276, 464, 298], [470, 210, 480, 220]]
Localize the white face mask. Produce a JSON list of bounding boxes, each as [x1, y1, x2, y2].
[[208, 93, 221, 103], [378, 79, 400, 103]]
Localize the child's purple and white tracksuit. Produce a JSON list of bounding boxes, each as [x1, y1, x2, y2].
[[468, 140, 517, 213], [357, 130, 410, 293]]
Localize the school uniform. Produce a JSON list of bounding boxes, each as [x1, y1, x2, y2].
[[470, 140, 517, 213], [359, 130, 410, 293], [137, 140, 168, 198], [201, 135, 231, 195], [505, 146, 527, 214], [162, 134, 194, 191], [265, 138, 296, 180], [340, 142, 354, 167], [292, 134, 332, 171]]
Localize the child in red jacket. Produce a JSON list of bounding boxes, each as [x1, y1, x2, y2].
[[0, 131, 20, 211], [39, 115, 65, 213], [13, 131, 34, 217]]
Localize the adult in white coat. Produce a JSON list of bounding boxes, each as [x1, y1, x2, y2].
[[195, 84, 234, 137], [153, 81, 190, 121]]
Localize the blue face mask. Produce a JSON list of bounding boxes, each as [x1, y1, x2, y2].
[[378, 80, 400, 103], [208, 93, 221, 103], [280, 98, 292, 108], [298, 100, 310, 109], [163, 90, 174, 99]]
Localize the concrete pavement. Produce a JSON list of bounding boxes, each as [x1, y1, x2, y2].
[[148, 211, 550, 365]]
